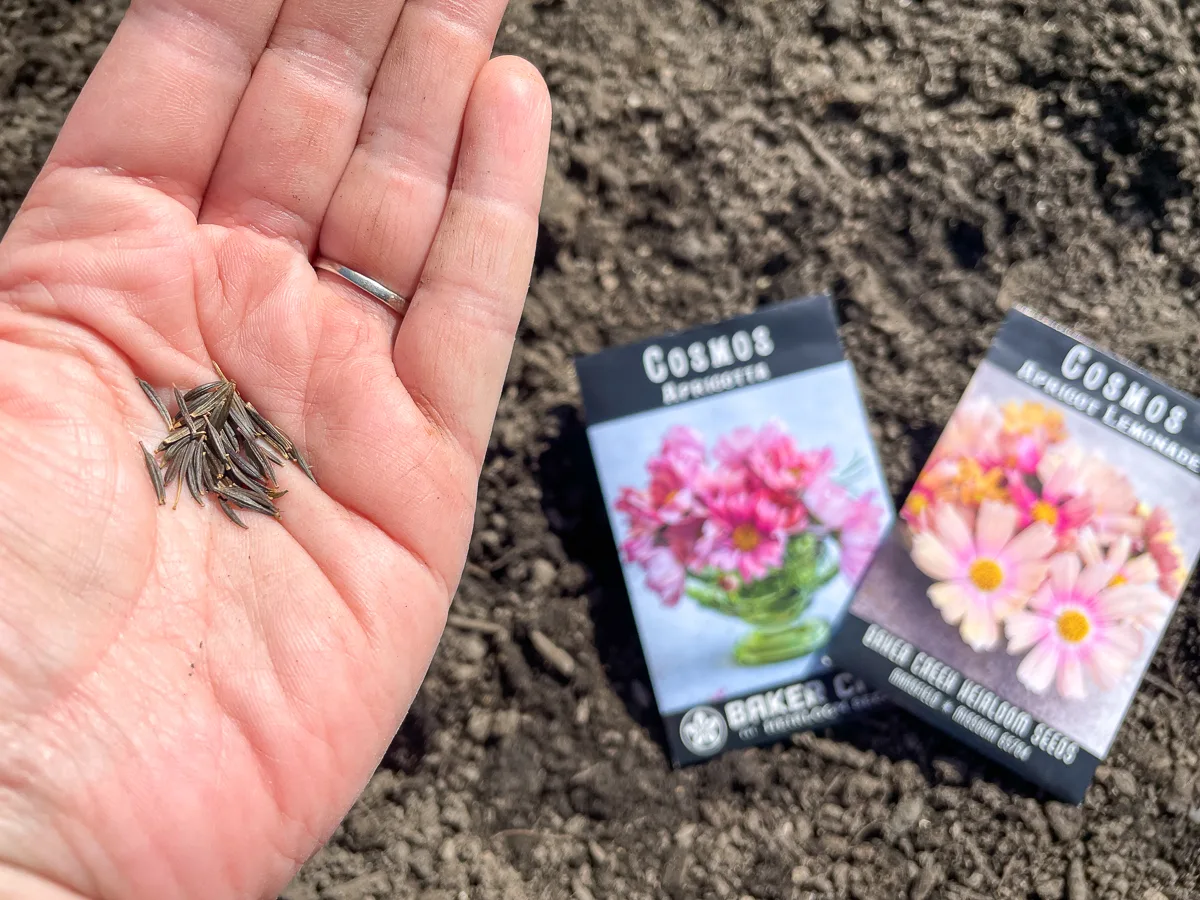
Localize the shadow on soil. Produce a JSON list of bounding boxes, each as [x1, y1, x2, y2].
[[535, 403, 671, 757]]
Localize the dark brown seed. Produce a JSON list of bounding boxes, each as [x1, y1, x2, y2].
[[260, 435, 289, 462], [158, 427, 192, 450], [139, 441, 166, 505], [190, 383, 233, 423], [204, 444, 224, 479], [184, 443, 205, 507], [222, 420, 239, 452], [163, 442, 187, 487], [215, 483, 279, 517], [218, 497, 247, 529], [137, 380, 173, 429], [292, 446, 317, 484], [245, 437, 276, 484], [224, 462, 268, 495], [183, 381, 223, 405], [259, 439, 286, 466], [229, 448, 264, 483], [228, 395, 258, 444], [212, 392, 234, 432], [247, 404, 294, 453], [173, 386, 198, 435], [192, 444, 208, 501], [204, 416, 230, 463]]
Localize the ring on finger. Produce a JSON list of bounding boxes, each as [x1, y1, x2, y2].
[[314, 257, 409, 316]]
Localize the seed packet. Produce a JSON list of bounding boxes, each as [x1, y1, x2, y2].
[[575, 295, 894, 765], [828, 305, 1200, 803]]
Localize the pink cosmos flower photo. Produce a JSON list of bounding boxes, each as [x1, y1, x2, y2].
[[697, 492, 794, 582], [615, 420, 886, 666]]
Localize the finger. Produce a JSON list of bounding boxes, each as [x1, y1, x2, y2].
[[393, 57, 551, 466], [316, 0, 512, 299], [197, 0, 408, 250], [43, 0, 283, 212]]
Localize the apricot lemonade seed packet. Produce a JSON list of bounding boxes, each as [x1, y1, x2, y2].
[[828, 306, 1200, 803]]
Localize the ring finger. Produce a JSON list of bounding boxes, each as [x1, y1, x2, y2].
[[314, 0, 512, 302]]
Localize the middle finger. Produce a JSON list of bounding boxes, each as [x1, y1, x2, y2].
[[198, 0, 408, 250]]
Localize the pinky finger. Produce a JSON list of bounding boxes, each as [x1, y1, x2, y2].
[[391, 56, 551, 468]]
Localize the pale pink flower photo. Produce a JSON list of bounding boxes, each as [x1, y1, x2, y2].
[[1005, 554, 1147, 699], [747, 421, 835, 496], [1076, 530, 1172, 632], [901, 395, 1192, 701], [1144, 506, 1186, 597], [911, 501, 1054, 651], [1077, 529, 1158, 586], [1008, 450, 1094, 546], [1073, 452, 1142, 542], [933, 398, 1004, 468], [640, 546, 688, 607], [803, 476, 884, 583]]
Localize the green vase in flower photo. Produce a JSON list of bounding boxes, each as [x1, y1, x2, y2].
[[685, 531, 840, 665]]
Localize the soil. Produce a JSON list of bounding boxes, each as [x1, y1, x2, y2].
[[4, 0, 1200, 898]]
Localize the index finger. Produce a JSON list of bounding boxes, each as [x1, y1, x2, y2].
[[43, 0, 282, 213]]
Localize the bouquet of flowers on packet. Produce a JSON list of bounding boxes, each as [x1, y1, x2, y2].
[[576, 295, 894, 765], [829, 306, 1200, 804], [617, 421, 884, 666], [900, 397, 1185, 700]]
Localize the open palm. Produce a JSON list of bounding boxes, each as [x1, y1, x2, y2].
[[0, 0, 549, 897]]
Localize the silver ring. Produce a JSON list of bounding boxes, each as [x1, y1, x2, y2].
[[314, 258, 409, 316]]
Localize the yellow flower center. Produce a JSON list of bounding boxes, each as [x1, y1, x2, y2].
[[1108, 573, 1128, 588], [732, 524, 761, 552], [968, 558, 1004, 593], [1056, 610, 1091, 644], [1031, 501, 1059, 526]]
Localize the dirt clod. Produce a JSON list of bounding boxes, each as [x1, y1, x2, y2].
[[528, 629, 577, 678], [1046, 803, 1084, 843]]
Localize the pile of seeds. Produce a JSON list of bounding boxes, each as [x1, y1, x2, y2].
[[136, 365, 314, 527]]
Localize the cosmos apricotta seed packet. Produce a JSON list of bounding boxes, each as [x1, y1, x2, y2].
[[575, 295, 893, 766], [828, 305, 1200, 803]]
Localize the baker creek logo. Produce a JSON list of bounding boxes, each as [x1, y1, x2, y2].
[[679, 705, 728, 756]]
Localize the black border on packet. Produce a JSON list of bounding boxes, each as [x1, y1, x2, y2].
[[575, 295, 891, 767], [829, 305, 1200, 802]]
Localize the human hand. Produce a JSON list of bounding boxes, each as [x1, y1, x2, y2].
[[0, 0, 550, 896]]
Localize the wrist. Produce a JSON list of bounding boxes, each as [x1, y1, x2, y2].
[[0, 864, 90, 900]]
